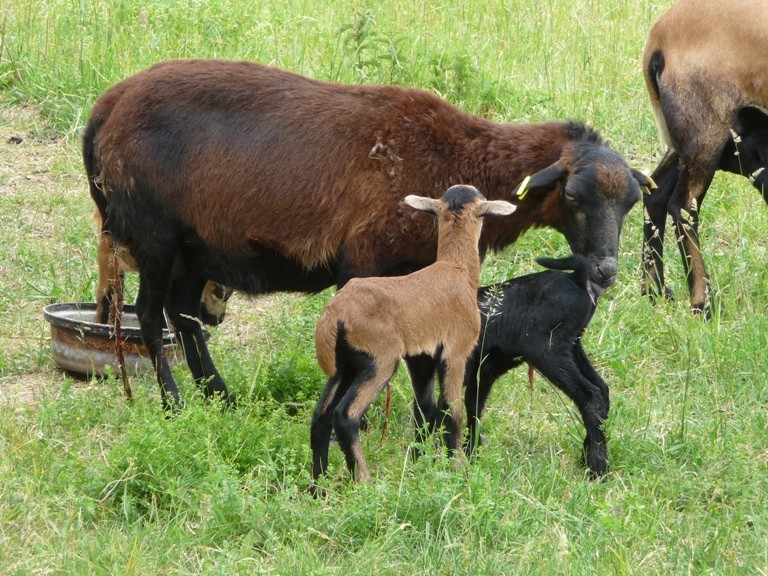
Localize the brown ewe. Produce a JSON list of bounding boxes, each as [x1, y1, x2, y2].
[[84, 59, 652, 411]]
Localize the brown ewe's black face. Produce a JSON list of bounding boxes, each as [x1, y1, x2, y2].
[[524, 143, 648, 289], [562, 147, 646, 288]]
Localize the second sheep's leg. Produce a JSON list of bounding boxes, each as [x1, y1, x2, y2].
[[165, 275, 235, 408], [436, 355, 470, 465], [534, 352, 610, 476], [333, 360, 399, 483], [405, 353, 440, 445]]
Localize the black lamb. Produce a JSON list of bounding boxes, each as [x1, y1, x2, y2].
[[463, 254, 610, 475]]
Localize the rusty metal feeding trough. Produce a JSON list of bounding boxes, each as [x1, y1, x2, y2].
[[42, 302, 188, 378]]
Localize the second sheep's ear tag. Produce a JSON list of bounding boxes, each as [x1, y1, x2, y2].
[[515, 175, 531, 201]]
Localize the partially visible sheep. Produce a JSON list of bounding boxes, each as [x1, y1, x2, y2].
[[311, 185, 515, 484], [460, 255, 609, 476], [93, 209, 232, 327], [641, 0, 768, 314]]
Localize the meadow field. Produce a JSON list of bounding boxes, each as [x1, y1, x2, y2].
[[1, 1, 767, 573]]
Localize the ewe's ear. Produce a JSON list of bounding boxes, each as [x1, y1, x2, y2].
[[403, 195, 440, 214], [513, 160, 566, 196], [478, 200, 516, 216], [631, 168, 657, 193]]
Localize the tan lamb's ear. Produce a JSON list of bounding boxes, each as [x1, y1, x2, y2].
[[403, 195, 441, 214], [479, 199, 516, 216]]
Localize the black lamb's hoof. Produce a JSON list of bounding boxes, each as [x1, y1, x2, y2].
[[583, 439, 608, 478]]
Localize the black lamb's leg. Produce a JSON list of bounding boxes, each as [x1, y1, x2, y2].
[[465, 349, 516, 457], [405, 353, 439, 444], [532, 349, 609, 477]]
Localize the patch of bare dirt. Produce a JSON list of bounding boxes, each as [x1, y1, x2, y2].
[[0, 106, 83, 407], [0, 372, 56, 407], [0, 106, 72, 192]]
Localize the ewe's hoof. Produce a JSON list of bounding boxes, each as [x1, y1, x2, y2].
[[162, 399, 186, 417], [642, 284, 674, 303], [586, 460, 608, 479], [690, 302, 712, 321], [222, 392, 237, 412], [309, 483, 329, 500]]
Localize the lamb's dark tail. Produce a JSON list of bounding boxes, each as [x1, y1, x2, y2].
[[536, 255, 591, 288]]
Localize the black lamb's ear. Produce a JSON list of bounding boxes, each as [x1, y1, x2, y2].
[[513, 160, 567, 197]]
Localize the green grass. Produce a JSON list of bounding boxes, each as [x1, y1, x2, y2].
[[2, 0, 768, 573]]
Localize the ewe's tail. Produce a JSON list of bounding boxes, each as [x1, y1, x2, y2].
[[82, 118, 108, 225], [644, 48, 674, 150]]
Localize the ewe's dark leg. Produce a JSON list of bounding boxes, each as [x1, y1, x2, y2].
[[755, 171, 768, 204], [720, 107, 768, 203], [532, 350, 609, 476], [642, 151, 678, 301], [135, 260, 179, 412], [405, 353, 439, 443], [733, 144, 768, 203], [166, 276, 234, 408], [668, 165, 716, 317]]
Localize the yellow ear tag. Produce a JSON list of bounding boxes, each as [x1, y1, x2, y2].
[[516, 175, 531, 200]]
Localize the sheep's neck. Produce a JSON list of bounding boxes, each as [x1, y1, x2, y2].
[[435, 223, 482, 285]]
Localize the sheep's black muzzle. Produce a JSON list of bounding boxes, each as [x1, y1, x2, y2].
[[591, 257, 618, 289]]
